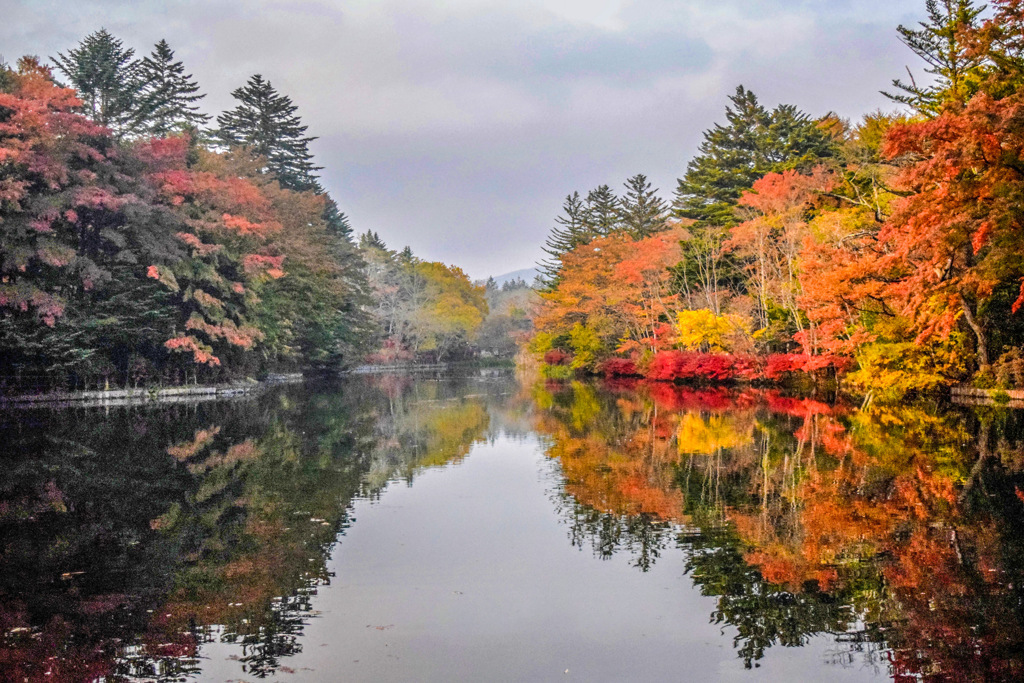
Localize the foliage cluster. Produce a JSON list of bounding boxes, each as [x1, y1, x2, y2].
[[530, 0, 1024, 399], [0, 33, 371, 391], [358, 233, 490, 362]]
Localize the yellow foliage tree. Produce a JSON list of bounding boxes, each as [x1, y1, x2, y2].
[[675, 309, 748, 352]]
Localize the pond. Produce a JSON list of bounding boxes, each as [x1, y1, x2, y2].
[[2, 371, 1023, 681]]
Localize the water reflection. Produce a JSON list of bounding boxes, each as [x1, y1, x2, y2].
[[1, 373, 1023, 681], [531, 379, 1024, 678], [0, 374, 499, 681]]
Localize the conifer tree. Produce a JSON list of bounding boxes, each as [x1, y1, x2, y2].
[[319, 193, 354, 241], [216, 74, 322, 191], [674, 86, 835, 228], [537, 192, 591, 289], [359, 231, 388, 251], [763, 104, 838, 170], [135, 39, 210, 136], [885, 0, 986, 115], [585, 185, 621, 236], [619, 174, 668, 238], [52, 29, 144, 136], [674, 86, 772, 228]]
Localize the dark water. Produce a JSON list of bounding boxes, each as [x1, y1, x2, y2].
[[2, 372, 1024, 682]]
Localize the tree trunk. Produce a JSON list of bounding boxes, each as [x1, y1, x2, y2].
[[959, 294, 989, 366]]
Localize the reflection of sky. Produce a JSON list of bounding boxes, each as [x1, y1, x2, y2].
[[5, 0, 921, 277], [195, 436, 888, 682]]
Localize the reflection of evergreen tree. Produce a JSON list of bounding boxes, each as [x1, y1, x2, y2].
[[679, 526, 864, 669], [532, 378, 1024, 674], [557, 497, 673, 572], [0, 375, 508, 680]]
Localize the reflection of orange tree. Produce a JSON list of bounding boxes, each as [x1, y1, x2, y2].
[[533, 381, 765, 524], [701, 402, 1024, 680], [530, 379, 1024, 675]]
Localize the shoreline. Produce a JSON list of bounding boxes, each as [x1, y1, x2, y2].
[[0, 373, 304, 408]]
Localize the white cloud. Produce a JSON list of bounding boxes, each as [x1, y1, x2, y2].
[[2, 0, 925, 277]]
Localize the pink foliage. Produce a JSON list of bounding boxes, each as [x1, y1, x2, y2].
[[242, 254, 286, 279], [175, 231, 222, 256], [134, 135, 189, 172], [164, 335, 221, 366], [73, 186, 128, 211]]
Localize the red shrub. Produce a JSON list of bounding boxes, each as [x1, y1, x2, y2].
[[645, 351, 762, 383], [543, 349, 573, 366], [764, 353, 849, 380], [599, 358, 639, 377]]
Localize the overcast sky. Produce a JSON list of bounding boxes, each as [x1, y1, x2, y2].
[[4, 0, 926, 278]]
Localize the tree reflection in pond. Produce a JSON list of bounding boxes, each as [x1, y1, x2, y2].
[[530, 379, 1024, 677], [0, 374, 494, 681], [3, 374, 1024, 681]]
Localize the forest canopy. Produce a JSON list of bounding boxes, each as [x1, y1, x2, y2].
[[530, 0, 1024, 399]]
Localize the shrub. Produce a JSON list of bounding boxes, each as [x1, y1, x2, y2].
[[543, 349, 573, 366], [541, 363, 573, 380], [645, 351, 759, 383], [599, 358, 639, 377]]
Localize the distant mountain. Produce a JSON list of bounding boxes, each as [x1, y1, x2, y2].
[[490, 267, 539, 287]]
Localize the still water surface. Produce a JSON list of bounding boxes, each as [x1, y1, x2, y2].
[[2, 371, 1023, 681]]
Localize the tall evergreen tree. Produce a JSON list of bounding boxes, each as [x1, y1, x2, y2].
[[671, 87, 834, 312], [52, 29, 144, 136], [762, 104, 838, 170], [674, 86, 772, 228], [135, 39, 210, 136], [320, 195, 353, 241], [585, 185, 622, 236], [674, 86, 835, 228], [619, 174, 668, 238], [537, 192, 591, 289], [885, 0, 986, 115], [216, 74, 322, 191]]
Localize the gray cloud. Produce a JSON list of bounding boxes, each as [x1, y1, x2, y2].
[[3, 0, 926, 277]]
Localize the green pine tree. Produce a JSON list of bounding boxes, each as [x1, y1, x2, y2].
[[884, 0, 986, 115], [135, 39, 210, 136], [52, 29, 144, 136], [674, 86, 836, 228], [619, 174, 667, 238], [216, 74, 322, 191], [674, 86, 772, 228], [359, 230, 388, 251], [320, 194, 354, 241], [585, 185, 621, 236], [537, 191, 592, 289]]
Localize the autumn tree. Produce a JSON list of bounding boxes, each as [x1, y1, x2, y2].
[[0, 58, 180, 385], [535, 229, 684, 364], [0, 55, 373, 387], [729, 169, 830, 344], [412, 261, 489, 360]]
